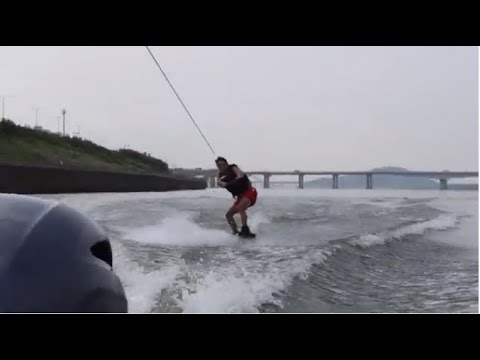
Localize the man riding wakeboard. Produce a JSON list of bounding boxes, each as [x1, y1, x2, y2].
[[215, 157, 257, 238]]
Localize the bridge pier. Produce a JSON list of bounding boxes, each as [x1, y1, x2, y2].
[[263, 174, 271, 189], [298, 174, 304, 189], [366, 174, 373, 190], [440, 178, 448, 190], [332, 174, 339, 189]]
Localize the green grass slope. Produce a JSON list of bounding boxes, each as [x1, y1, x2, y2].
[[0, 119, 169, 174]]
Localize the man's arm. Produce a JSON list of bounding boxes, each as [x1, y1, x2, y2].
[[217, 171, 226, 187]]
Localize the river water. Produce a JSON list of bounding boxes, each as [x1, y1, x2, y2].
[[42, 189, 478, 313]]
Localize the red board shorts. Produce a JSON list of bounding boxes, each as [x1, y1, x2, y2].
[[234, 187, 258, 208]]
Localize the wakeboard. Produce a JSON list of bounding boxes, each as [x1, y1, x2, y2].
[[238, 232, 256, 239]]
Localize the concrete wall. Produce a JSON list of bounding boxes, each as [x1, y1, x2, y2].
[[0, 164, 206, 194]]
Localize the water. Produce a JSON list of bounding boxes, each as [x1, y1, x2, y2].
[[41, 189, 478, 313]]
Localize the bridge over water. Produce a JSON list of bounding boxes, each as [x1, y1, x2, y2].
[[172, 169, 478, 190]]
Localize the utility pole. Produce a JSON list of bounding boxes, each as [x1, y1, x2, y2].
[[62, 109, 66, 136], [34, 107, 39, 127], [1, 95, 14, 120]]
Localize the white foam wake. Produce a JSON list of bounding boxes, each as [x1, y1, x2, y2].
[[116, 213, 334, 312], [248, 211, 271, 229], [123, 214, 237, 247], [350, 214, 459, 248], [123, 211, 272, 247], [175, 249, 332, 313], [111, 242, 181, 313]]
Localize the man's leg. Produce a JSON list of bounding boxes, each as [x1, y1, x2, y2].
[[236, 197, 252, 235], [239, 210, 248, 227], [226, 205, 240, 234]]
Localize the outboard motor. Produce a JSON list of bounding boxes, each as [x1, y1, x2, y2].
[[0, 194, 128, 312]]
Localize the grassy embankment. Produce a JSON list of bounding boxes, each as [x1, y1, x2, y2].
[[0, 119, 169, 174]]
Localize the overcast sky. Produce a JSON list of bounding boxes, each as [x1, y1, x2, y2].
[[0, 46, 477, 171]]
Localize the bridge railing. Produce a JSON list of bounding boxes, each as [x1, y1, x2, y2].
[[175, 169, 478, 190]]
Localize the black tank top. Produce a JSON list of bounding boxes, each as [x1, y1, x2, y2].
[[219, 164, 251, 196]]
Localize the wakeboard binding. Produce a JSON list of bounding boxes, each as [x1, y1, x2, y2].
[[238, 225, 256, 239]]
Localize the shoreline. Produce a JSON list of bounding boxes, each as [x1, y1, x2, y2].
[[0, 163, 206, 194]]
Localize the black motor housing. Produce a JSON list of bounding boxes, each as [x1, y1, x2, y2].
[[0, 194, 128, 313]]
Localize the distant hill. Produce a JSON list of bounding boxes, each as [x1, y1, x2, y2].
[[0, 119, 169, 174], [305, 166, 478, 190]]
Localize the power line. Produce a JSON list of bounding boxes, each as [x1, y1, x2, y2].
[[145, 46, 216, 157]]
